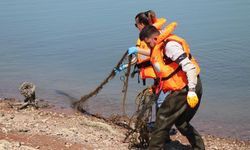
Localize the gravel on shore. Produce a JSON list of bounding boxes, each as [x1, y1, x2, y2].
[[0, 98, 249, 150]]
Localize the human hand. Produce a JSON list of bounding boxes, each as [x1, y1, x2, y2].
[[128, 47, 138, 55], [114, 64, 127, 74], [187, 91, 199, 108]]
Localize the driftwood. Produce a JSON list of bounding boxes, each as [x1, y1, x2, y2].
[[18, 102, 38, 110], [19, 82, 38, 109]]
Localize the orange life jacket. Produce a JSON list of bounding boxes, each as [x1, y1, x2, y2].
[[150, 22, 200, 92], [153, 18, 167, 30], [136, 18, 167, 81]]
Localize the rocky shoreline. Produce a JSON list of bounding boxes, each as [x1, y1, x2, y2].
[[0, 98, 249, 150]]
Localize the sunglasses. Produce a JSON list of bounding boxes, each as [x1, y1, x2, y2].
[[153, 37, 158, 41], [135, 23, 138, 28]]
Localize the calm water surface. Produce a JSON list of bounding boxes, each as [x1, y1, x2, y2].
[[0, 0, 250, 140]]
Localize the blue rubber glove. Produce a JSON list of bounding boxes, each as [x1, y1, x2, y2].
[[128, 47, 138, 55], [114, 64, 127, 74]]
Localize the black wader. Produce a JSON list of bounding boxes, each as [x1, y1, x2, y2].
[[148, 76, 205, 150]]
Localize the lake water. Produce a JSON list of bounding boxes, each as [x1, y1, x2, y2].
[[0, 0, 250, 140]]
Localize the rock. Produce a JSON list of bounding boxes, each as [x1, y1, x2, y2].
[[18, 128, 30, 132], [14, 141, 21, 147], [59, 114, 65, 117], [211, 145, 219, 150], [65, 142, 72, 148], [20, 145, 39, 150], [1, 127, 8, 134], [41, 117, 50, 123]]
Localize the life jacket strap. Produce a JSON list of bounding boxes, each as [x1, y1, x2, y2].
[[130, 65, 141, 84], [161, 66, 182, 81], [143, 79, 146, 86], [136, 60, 152, 69], [161, 54, 192, 81]]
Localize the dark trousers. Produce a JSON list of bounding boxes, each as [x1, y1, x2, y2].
[[148, 77, 205, 150]]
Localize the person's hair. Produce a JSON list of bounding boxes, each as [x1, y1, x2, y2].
[[135, 10, 157, 26], [139, 25, 160, 40], [135, 12, 150, 26], [145, 10, 157, 25]]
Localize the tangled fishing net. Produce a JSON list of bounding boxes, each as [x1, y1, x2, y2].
[[72, 52, 157, 148], [73, 52, 131, 113], [125, 87, 158, 149]]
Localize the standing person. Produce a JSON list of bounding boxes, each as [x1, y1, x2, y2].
[[132, 11, 169, 111], [134, 10, 166, 87], [128, 24, 205, 149], [116, 10, 166, 86], [116, 10, 168, 107], [117, 10, 177, 135]]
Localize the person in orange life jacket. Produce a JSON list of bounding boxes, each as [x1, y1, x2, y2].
[[115, 11, 157, 72], [116, 10, 168, 107], [115, 10, 166, 72], [128, 25, 205, 150], [116, 10, 178, 135]]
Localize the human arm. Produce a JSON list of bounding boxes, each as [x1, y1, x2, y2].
[[115, 46, 150, 73], [165, 41, 197, 90], [165, 41, 198, 108], [128, 47, 150, 56], [138, 48, 150, 56], [114, 55, 137, 73]]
